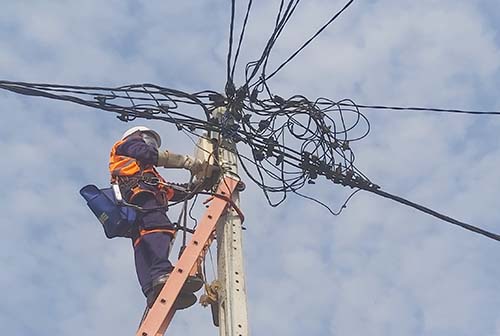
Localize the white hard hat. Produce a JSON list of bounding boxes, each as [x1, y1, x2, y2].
[[121, 126, 162, 147]]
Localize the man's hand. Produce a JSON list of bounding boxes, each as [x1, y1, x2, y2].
[[193, 162, 221, 190], [184, 156, 204, 174]]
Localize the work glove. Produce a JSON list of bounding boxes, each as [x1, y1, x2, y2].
[[185, 156, 204, 175], [157, 151, 202, 171], [193, 162, 222, 191], [157, 151, 203, 176], [201, 163, 221, 179]]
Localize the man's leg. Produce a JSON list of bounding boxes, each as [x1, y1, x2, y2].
[[138, 195, 175, 282], [139, 231, 174, 283], [133, 240, 153, 297], [134, 193, 199, 309], [133, 231, 175, 298], [140, 231, 197, 309]]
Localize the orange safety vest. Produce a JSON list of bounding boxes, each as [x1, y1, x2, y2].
[[109, 139, 174, 202], [109, 139, 177, 245]]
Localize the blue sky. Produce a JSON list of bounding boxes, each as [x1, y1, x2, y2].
[[1, 1, 500, 335]]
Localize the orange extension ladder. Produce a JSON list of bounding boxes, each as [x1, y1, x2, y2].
[[136, 176, 242, 336]]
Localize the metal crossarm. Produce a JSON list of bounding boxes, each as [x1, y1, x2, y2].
[[136, 176, 240, 336]]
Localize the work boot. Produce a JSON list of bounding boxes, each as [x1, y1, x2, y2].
[[146, 274, 199, 309], [153, 273, 204, 293], [146, 284, 197, 310], [182, 275, 204, 293]]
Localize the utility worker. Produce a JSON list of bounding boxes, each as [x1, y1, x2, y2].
[[109, 126, 204, 309]]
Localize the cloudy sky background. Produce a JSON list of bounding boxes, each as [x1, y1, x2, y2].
[[1, 1, 500, 335]]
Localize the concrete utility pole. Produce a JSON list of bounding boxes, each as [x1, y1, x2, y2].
[[195, 107, 249, 336]]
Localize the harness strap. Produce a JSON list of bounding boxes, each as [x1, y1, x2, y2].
[[114, 174, 174, 203], [133, 228, 177, 248]]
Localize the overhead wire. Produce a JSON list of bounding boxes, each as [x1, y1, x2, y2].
[[230, 0, 253, 80], [338, 102, 500, 115], [371, 189, 500, 242], [1, 1, 500, 243], [244, 0, 301, 87], [227, 0, 237, 86], [255, 0, 355, 86]]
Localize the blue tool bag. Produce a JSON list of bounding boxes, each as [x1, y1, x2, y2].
[[79, 184, 137, 239]]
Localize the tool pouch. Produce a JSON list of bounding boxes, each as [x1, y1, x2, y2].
[[79, 184, 137, 239]]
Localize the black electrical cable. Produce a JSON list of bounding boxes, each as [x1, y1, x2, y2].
[[370, 188, 500, 242], [339, 102, 500, 116], [244, 0, 301, 86], [230, 0, 253, 80], [2, 0, 500, 244], [257, 0, 355, 85], [227, 0, 237, 86], [294, 188, 362, 216]]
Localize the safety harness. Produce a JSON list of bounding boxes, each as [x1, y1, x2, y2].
[[109, 139, 176, 246]]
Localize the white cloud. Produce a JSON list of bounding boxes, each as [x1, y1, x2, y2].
[[1, 1, 500, 335]]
